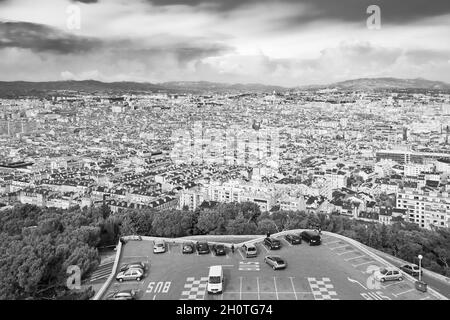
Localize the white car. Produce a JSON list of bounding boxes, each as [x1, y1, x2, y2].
[[374, 267, 403, 282], [116, 267, 144, 282], [153, 240, 166, 253]]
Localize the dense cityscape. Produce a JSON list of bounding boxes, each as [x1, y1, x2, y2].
[[2, 88, 450, 230], [2, 0, 450, 307]]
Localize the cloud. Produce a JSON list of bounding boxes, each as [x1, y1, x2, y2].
[[0, 21, 102, 53], [145, 0, 450, 25]]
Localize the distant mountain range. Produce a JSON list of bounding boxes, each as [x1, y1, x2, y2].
[[323, 77, 450, 91], [0, 77, 449, 97]]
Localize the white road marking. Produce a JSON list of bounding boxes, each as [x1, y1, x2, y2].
[[153, 295, 157, 300], [329, 244, 348, 250], [324, 240, 340, 246], [393, 288, 414, 297], [337, 250, 357, 256], [420, 296, 431, 300], [239, 277, 243, 300], [273, 277, 279, 300], [347, 277, 367, 290], [289, 277, 298, 300], [256, 277, 261, 300], [367, 292, 382, 300], [380, 282, 398, 289], [281, 238, 293, 247], [238, 248, 245, 260], [352, 260, 375, 268], [345, 255, 366, 261], [261, 243, 270, 253]]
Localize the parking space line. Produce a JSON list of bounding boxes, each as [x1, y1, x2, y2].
[[337, 250, 357, 256], [381, 282, 398, 289], [393, 288, 414, 297], [289, 277, 298, 300], [262, 243, 270, 253], [238, 248, 245, 260], [167, 244, 171, 253], [329, 244, 348, 250], [256, 277, 260, 300], [239, 277, 243, 300], [352, 260, 375, 267], [324, 240, 340, 246], [281, 238, 293, 247], [421, 296, 431, 300], [273, 277, 279, 300], [345, 255, 366, 261]]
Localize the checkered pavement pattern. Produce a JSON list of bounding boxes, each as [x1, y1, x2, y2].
[[180, 277, 209, 300], [307, 277, 339, 300]]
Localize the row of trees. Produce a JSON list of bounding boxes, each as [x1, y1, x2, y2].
[[0, 204, 117, 300], [1, 201, 449, 299]]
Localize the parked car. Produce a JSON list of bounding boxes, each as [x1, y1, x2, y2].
[[212, 244, 226, 256], [242, 243, 258, 258], [264, 255, 287, 270], [284, 234, 302, 245], [400, 264, 422, 277], [264, 237, 282, 250], [119, 261, 147, 272], [116, 267, 144, 282], [106, 290, 137, 300], [153, 239, 166, 253], [300, 230, 321, 246], [373, 267, 403, 282], [196, 241, 210, 254], [182, 242, 195, 254]]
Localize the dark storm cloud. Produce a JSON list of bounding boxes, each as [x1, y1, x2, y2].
[[147, 0, 450, 25], [110, 40, 234, 65], [0, 21, 102, 54], [71, 0, 98, 3]]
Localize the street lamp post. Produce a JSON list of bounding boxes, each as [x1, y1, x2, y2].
[[418, 255, 423, 281]]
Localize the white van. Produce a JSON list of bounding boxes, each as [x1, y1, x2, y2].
[[207, 265, 224, 294]]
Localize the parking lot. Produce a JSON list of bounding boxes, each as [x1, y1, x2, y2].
[[103, 233, 440, 300]]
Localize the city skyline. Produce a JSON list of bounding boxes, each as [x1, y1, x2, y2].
[[0, 0, 450, 85]]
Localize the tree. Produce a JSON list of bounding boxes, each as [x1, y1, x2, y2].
[[256, 219, 278, 235], [226, 212, 258, 235], [196, 210, 227, 235]]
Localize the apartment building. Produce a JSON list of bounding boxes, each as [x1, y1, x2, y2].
[[396, 189, 450, 229]]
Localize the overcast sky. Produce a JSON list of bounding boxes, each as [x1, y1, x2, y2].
[[0, 0, 449, 86]]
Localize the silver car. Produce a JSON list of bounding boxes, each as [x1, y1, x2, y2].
[[374, 267, 403, 282], [116, 267, 144, 282], [264, 255, 287, 270]]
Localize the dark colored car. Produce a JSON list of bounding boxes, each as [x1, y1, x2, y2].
[[300, 230, 321, 246], [264, 255, 287, 270], [400, 264, 422, 277], [106, 290, 137, 300], [212, 244, 226, 256], [264, 237, 282, 250], [119, 262, 147, 273], [284, 234, 302, 245], [182, 242, 195, 254], [196, 241, 210, 254]]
